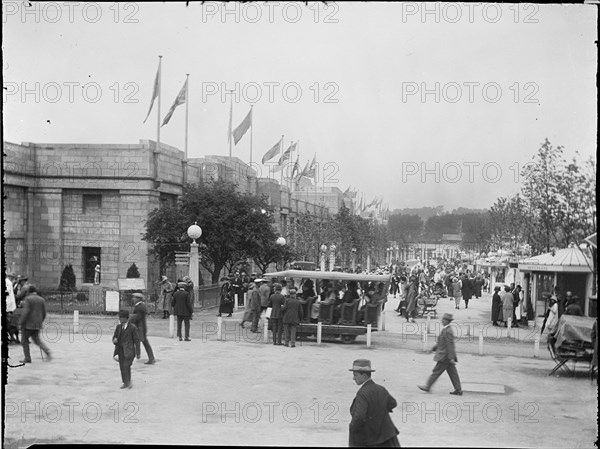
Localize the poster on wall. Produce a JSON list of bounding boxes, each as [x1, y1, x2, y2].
[[105, 291, 120, 312]]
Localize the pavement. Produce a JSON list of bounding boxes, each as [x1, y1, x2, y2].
[[4, 292, 598, 447]]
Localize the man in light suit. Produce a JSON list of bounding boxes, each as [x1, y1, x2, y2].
[[418, 313, 462, 395], [112, 310, 141, 389], [349, 359, 400, 447]]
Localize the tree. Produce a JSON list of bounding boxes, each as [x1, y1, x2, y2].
[[388, 214, 424, 244], [58, 263, 76, 291], [143, 180, 278, 284], [126, 263, 140, 278]]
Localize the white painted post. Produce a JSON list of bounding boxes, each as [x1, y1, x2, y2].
[[426, 313, 431, 334], [217, 316, 222, 341], [478, 328, 484, 355], [422, 325, 427, 351], [234, 292, 239, 312], [533, 333, 540, 358], [169, 314, 175, 338], [263, 320, 269, 343], [377, 305, 383, 331], [366, 324, 372, 348], [381, 308, 386, 331], [73, 310, 79, 334], [507, 318, 512, 339], [317, 321, 322, 345]]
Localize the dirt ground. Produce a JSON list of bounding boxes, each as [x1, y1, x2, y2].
[[4, 293, 598, 447]]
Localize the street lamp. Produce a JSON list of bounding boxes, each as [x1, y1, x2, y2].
[[187, 222, 202, 304], [276, 236, 286, 270], [329, 244, 336, 271], [320, 244, 327, 272]]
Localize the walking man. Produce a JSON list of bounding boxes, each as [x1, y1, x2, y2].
[[130, 292, 155, 364], [282, 287, 303, 347], [418, 313, 462, 395], [112, 310, 141, 389], [349, 359, 400, 447], [18, 284, 51, 363], [172, 282, 193, 341]]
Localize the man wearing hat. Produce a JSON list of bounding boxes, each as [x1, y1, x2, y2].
[[349, 359, 400, 447], [112, 310, 141, 389], [418, 313, 462, 395], [18, 284, 51, 363], [129, 293, 155, 364], [172, 282, 193, 341]]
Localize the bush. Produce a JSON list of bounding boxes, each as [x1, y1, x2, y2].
[[76, 292, 87, 302], [126, 263, 140, 278], [58, 264, 76, 291]]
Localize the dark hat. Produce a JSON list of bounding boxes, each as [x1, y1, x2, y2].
[[494, 286, 501, 291], [349, 359, 375, 372], [118, 310, 130, 318], [442, 313, 454, 322]]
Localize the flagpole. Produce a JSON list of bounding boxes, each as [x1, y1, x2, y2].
[[157, 56, 162, 154], [185, 73, 189, 160], [280, 139, 284, 186], [249, 105, 254, 166], [227, 89, 234, 157], [277, 135, 283, 180], [288, 140, 294, 191], [294, 140, 300, 192]]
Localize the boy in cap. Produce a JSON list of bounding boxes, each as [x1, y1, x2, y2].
[[349, 359, 400, 447], [418, 313, 462, 395], [112, 310, 141, 389]]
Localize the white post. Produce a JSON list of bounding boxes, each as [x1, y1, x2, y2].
[[234, 292, 239, 312], [426, 313, 431, 334], [533, 333, 540, 358], [366, 324, 372, 347], [507, 318, 512, 339], [263, 320, 269, 343], [381, 307, 386, 331], [73, 310, 79, 334], [377, 305, 383, 331], [317, 321, 322, 345], [422, 324, 427, 351], [217, 316, 222, 341], [478, 328, 484, 355], [169, 314, 175, 338]]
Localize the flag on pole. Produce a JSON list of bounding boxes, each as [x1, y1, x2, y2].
[[278, 142, 295, 165], [227, 100, 233, 145], [304, 154, 317, 178], [343, 186, 351, 197], [232, 108, 252, 145], [291, 155, 301, 178], [300, 160, 310, 177], [161, 78, 188, 127], [143, 61, 161, 123], [262, 138, 282, 164]]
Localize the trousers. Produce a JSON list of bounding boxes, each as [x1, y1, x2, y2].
[[426, 360, 462, 391], [271, 318, 283, 344], [177, 316, 190, 339], [21, 328, 51, 361], [284, 324, 298, 346]]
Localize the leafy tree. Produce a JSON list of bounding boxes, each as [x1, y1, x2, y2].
[[126, 263, 140, 278], [143, 180, 278, 284], [58, 263, 76, 291], [388, 214, 424, 244]]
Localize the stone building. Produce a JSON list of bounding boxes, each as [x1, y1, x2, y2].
[[3, 140, 329, 290]]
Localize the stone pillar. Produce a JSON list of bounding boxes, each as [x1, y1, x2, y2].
[[189, 242, 200, 307]]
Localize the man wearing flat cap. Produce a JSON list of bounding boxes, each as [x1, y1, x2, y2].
[[112, 310, 141, 389], [418, 313, 462, 395], [129, 293, 155, 364], [349, 359, 400, 447]]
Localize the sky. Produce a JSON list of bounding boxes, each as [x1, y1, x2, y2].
[[3, 2, 597, 211]]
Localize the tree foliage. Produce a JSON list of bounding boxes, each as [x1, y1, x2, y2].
[[126, 263, 140, 278], [58, 263, 76, 291]]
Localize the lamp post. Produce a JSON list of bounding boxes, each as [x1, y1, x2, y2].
[[351, 247, 357, 272], [187, 222, 202, 307], [320, 244, 327, 272], [276, 236, 286, 271], [329, 244, 336, 271]]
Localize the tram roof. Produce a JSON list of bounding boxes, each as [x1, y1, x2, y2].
[[263, 270, 392, 282]]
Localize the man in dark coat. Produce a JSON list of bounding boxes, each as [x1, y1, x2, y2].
[[232, 271, 244, 307], [112, 310, 141, 389], [282, 287, 303, 347], [418, 313, 462, 395], [461, 274, 472, 309], [349, 359, 400, 447], [491, 286, 503, 326], [129, 293, 155, 364], [18, 285, 51, 363], [172, 282, 193, 341], [269, 283, 285, 345]]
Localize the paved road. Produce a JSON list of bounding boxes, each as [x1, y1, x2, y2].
[[4, 293, 597, 447]]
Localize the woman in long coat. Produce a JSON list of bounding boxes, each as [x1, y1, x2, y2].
[[452, 277, 462, 310], [501, 286, 514, 327], [491, 286, 503, 326], [218, 277, 234, 317]]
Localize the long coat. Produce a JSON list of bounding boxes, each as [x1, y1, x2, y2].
[[113, 323, 141, 362], [171, 289, 193, 317], [501, 291, 514, 322], [130, 301, 149, 340], [282, 296, 303, 325], [269, 292, 285, 320], [19, 293, 47, 330], [349, 379, 400, 447], [432, 324, 457, 362], [461, 278, 472, 300], [491, 292, 503, 322], [158, 281, 174, 312]]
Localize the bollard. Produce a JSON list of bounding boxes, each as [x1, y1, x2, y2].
[[533, 333, 540, 358], [234, 293, 239, 312], [169, 314, 175, 338], [366, 324, 372, 348], [478, 328, 484, 355], [422, 325, 427, 351], [73, 310, 79, 334], [217, 316, 222, 341], [317, 321, 322, 345], [377, 306, 383, 332], [263, 320, 269, 343], [507, 318, 512, 339], [426, 313, 431, 334], [381, 309, 386, 331]]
